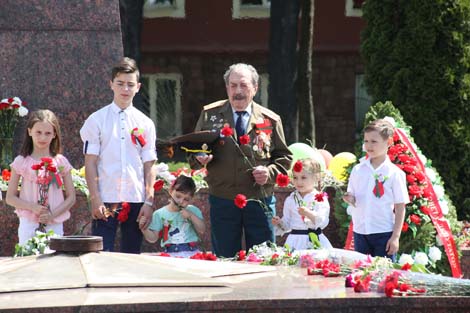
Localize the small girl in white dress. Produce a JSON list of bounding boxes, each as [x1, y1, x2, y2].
[[272, 158, 333, 250]]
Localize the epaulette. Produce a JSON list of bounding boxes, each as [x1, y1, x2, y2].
[[203, 100, 227, 111], [259, 105, 281, 121]]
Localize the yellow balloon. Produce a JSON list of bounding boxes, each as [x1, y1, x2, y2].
[[328, 152, 357, 182]]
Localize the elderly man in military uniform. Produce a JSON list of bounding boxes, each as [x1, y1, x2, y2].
[[191, 63, 292, 258]]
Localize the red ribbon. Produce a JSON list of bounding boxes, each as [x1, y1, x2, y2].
[[373, 179, 385, 198], [131, 128, 146, 147], [395, 128, 461, 278]]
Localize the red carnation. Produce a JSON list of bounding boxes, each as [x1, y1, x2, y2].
[[420, 206, 430, 215], [221, 125, 234, 137], [153, 179, 165, 191], [239, 134, 250, 145], [422, 186, 433, 199], [40, 157, 53, 164], [414, 171, 426, 183], [406, 174, 416, 184], [276, 173, 290, 187], [403, 164, 415, 174], [398, 154, 412, 164], [393, 131, 400, 143], [234, 194, 248, 209], [2, 169, 11, 181], [315, 192, 328, 202], [401, 263, 412, 271], [117, 202, 131, 222], [385, 282, 397, 297], [402, 222, 409, 232], [408, 185, 423, 198], [410, 214, 421, 225], [46, 165, 57, 173], [237, 250, 246, 261], [31, 164, 43, 171], [293, 160, 303, 173]]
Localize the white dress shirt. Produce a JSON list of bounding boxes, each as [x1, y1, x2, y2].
[[80, 102, 157, 203], [347, 157, 409, 235]]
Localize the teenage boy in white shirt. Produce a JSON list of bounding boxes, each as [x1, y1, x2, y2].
[[80, 57, 157, 253]]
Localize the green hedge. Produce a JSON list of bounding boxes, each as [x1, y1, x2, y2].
[[361, 0, 470, 219]]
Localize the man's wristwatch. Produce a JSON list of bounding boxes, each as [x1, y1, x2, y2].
[[144, 200, 153, 206]]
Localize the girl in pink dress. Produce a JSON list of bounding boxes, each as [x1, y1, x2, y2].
[[6, 110, 76, 244]]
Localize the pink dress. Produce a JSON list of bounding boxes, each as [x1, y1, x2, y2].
[[11, 155, 72, 224]]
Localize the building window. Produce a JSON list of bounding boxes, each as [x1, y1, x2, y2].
[[345, 0, 364, 17], [141, 74, 182, 139], [143, 0, 185, 18], [355, 74, 373, 133], [232, 0, 271, 19], [254, 73, 269, 107]]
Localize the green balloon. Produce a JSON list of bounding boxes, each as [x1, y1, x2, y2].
[[288, 143, 326, 171]]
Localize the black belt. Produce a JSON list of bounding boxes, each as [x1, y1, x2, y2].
[[291, 228, 322, 236]]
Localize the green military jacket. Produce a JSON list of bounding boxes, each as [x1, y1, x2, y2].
[[193, 99, 292, 200]]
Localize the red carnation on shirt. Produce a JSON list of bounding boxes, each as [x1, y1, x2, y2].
[[239, 134, 250, 145], [221, 124, 234, 137], [314, 192, 328, 202]]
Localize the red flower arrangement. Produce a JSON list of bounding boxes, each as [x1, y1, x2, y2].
[[31, 157, 63, 232], [190, 251, 217, 261]]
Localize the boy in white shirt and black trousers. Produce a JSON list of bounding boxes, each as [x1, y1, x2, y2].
[[80, 57, 157, 253]]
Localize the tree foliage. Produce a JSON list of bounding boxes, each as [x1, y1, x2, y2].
[[361, 0, 470, 219]]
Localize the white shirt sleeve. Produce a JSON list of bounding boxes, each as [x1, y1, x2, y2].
[[139, 119, 157, 163], [80, 115, 101, 156], [392, 170, 410, 204]]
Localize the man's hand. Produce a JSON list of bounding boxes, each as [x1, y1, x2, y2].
[[138, 204, 153, 230], [195, 154, 213, 166], [252, 165, 269, 185]]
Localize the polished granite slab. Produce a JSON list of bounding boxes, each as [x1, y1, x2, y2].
[[1, 264, 470, 313]]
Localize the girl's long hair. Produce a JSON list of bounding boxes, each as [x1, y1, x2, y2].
[[19, 109, 62, 157]]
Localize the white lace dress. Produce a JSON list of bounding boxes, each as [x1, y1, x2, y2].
[[274, 190, 333, 250]]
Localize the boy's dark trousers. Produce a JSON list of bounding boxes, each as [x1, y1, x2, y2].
[[92, 202, 143, 254]]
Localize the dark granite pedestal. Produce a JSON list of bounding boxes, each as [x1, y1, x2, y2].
[[0, 0, 123, 167], [0, 266, 469, 313]]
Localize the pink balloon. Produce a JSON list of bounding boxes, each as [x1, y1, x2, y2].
[[319, 149, 333, 168]]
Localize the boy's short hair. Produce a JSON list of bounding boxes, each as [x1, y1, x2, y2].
[[364, 119, 394, 140], [111, 57, 140, 82], [172, 175, 197, 196]]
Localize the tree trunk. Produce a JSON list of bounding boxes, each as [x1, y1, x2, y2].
[[297, 0, 315, 145], [119, 0, 145, 112], [119, 0, 144, 64], [268, 0, 301, 144]]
